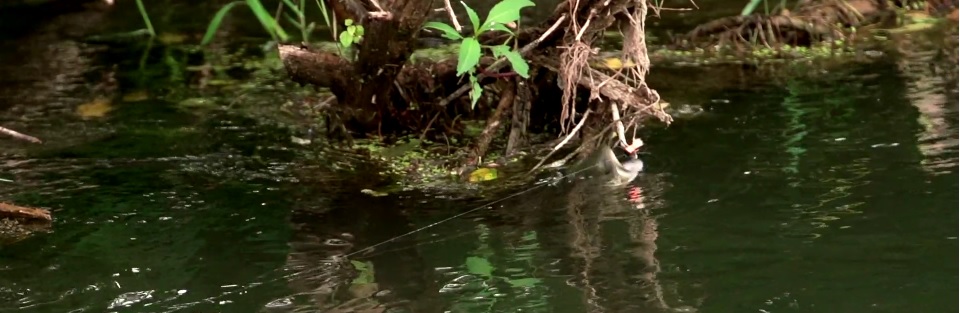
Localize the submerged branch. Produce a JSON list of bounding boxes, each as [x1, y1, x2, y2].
[[0, 125, 42, 144]]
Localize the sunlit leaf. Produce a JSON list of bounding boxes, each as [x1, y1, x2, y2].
[[461, 1, 480, 32], [340, 31, 354, 47], [202, 1, 246, 45], [457, 37, 481, 76], [344, 18, 354, 26], [502, 50, 529, 78], [465, 256, 493, 277], [77, 97, 114, 119], [468, 167, 499, 182], [481, 0, 535, 33], [424, 22, 463, 40]]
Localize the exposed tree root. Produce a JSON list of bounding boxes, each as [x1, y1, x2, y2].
[[278, 0, 671, 170], [683, 0, 912, 48]]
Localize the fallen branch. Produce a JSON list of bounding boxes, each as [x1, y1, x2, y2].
[[0, 125, 42, 144]]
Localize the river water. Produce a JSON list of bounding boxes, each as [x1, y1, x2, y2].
[[0, 1, 957, 313]]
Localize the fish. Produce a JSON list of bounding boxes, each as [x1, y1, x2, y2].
[[568, 144, 645, 185]]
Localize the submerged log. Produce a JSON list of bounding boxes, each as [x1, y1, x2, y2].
[[0, 202, 52, 222]]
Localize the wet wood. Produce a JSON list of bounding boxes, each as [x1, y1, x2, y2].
[[0, 125, 42, 144], [0, 202, 52, 222]]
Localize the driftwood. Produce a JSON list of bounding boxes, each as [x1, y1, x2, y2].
[[0, 202, 52, 222]]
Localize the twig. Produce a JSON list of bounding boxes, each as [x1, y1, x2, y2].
[[610, 102, 627, 147], [609, 102, 644, 152], [527, 109, 591, 174], [444, 0, 462, 32], [470, 81, 516, 163], [366, 0, 393, 20], [368, 0, 385, 12], [438, 15, 567, 107], [0, 125, 42, 144], [575, 11, 595, 42], [419, 110, 442, 141]]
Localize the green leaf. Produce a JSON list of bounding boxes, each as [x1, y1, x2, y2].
[[344, 18, 354, 26], [424, 22, 463, 40], [283, 13, 301, 28], [340, 31, 354, 47], [470, 75, 483, 110], [481, 0, 535, 33], [489, 23, 515, 35], [202, 1, 246, 45], [461, 1, 480, 32], [351, 260, 376, 284], [457, 37, 482, 76], [502, 50, 530, 78], [740, 0, 763, 16], [465, 256, 493, 277], [489, 45, 511, 59], [245, 0, 289, 41], [281, 0, 299, 13]]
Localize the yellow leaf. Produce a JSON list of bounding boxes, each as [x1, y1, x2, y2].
[[122, 90, 149, 102], [76, 97, 113, 119], [468, 167, 499, 182], [602, 58, 637, 70], [158, 33, 187, 45]]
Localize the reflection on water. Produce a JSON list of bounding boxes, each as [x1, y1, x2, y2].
[[893, 26, 959, 175], [0, 3, 957, 313]]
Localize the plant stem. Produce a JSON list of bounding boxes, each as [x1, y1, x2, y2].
[[135, 0, 156, 37]]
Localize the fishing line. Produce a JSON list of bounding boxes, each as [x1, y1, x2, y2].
[[165, 162, 609, 312], [343, 163, 603, 258]]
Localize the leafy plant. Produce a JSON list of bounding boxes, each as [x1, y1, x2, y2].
[[423, 0, 535, 108], [339, 19, 364, 48], [281, 0, 316, 43], [203, 0, 289, 45]]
